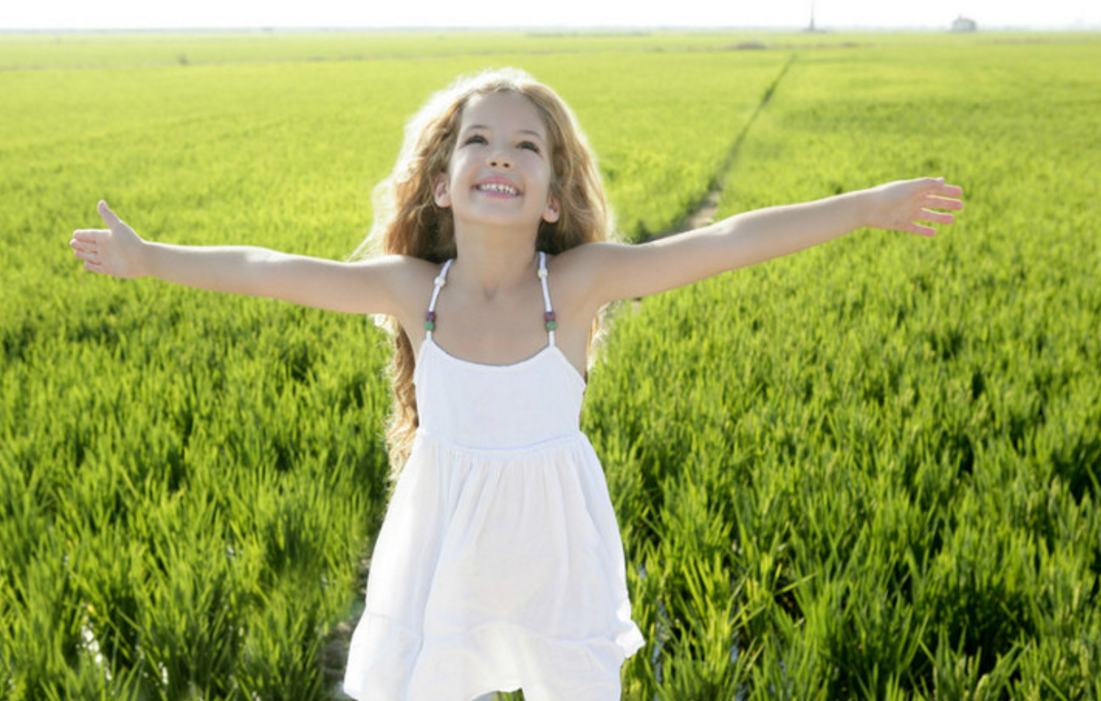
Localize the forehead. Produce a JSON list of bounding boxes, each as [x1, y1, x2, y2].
[[459, 91, 547, 138]]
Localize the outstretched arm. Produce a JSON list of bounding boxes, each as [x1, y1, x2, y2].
[[69, 201, 414, 316], [573, 177, 963, 305]]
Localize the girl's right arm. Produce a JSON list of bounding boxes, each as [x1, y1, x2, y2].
[[69, 201, 411, 317]]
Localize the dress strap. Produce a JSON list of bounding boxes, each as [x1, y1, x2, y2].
[[537, 251, 557, 347], [424, 259, 453, 339], [425, 256, 554, 345]]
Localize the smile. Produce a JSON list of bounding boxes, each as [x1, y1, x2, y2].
[[476, 182, 520, 196]]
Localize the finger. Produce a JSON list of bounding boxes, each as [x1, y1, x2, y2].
[[72, 229, 106, 242], [938, 183, 964, 198], [75, 249, 101, 264], [908, 222, 937, 237], [918, 209, 955, 225], [925, 195, 964, 211], [98, 200, 121, 227], [84, 261, 106, 274], [70, 240, 97, 254]]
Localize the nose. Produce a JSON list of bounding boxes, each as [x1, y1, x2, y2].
[[486, 149, 513, 169]]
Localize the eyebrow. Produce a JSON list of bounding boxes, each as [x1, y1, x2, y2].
[[462, 124, 546, 140]]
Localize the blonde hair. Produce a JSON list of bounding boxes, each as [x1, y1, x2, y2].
[[353, 67, 614, 482]]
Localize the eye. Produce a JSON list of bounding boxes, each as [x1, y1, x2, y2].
[[518, 141, 542, 154], [463, 134, 487, 146]]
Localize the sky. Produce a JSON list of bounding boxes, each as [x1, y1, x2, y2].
[[2, 0, 1098, 31]]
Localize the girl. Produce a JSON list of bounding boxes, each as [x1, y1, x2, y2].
[[69, 68, 962, 701]]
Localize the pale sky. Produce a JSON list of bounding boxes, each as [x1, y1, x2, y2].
[[2, 0, 1098, 31]]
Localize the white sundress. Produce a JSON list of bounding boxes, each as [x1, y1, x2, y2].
[[343, 252, 646, 701]]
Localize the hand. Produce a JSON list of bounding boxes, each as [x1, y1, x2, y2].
[[70, 201, 147, 278], [866, 177, 964, 237]]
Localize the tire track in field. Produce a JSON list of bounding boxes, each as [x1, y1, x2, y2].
[[650, 52, 797, 239]]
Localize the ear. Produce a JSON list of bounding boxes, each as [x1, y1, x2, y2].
[[542, 194, 560, 224], [433, 173, 451, 208]]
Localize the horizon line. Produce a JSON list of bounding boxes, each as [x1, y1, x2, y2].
[[3, 24, 1100, 33]]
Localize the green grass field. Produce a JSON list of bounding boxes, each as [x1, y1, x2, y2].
[[2, 30, 1099, 700]]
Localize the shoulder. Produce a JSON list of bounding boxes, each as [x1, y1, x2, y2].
[[545, 242, 646, 311], [548, 226, 736, 305], [546, 242, 629, 279], [345, 254, 445, 321], [359, 253, 444, 284]]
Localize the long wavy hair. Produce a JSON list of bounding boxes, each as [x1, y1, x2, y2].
[[352, 68, 615, 483]]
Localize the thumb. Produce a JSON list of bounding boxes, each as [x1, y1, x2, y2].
[[98, 200, 121, 227]]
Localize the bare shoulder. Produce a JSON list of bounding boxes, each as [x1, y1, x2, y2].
[[548, 229, 735, 308], [547, 241, 640, 278], [360, 253, 441, 318], [547, 241, 662, 310], [241, 250, 442, 318], [369, 253, 439, 288]]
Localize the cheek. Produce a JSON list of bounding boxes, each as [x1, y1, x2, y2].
[[536, 158, 556, 186]]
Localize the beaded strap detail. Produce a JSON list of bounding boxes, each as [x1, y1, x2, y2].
[[424, 259, 453, 336], [537, 252, 556, 346], [424, 253, 556, 345]]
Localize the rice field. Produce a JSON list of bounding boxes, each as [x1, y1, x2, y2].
[[1, 29, 1099, 700]]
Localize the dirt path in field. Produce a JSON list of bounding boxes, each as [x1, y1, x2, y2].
[[650, 53, 796, 238]]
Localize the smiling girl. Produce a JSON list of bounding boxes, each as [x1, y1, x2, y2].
[[70, 67, 962, 701]]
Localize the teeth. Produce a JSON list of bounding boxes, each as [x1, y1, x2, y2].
[[477, 183, 518, 195]]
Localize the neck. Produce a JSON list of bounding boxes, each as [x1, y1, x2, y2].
[[451, 225, 540, 299]]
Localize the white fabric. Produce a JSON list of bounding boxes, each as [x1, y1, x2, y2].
[[343, 255, 645, 701]]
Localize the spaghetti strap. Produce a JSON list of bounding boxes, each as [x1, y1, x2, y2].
[[424, 259, 453, 340], [537, 251, 557, 347], [425, 254, 557, 346]]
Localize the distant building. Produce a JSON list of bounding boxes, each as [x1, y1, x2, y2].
[[952, 16, 978, 32]]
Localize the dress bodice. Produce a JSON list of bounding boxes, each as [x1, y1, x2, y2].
[[413, 253, 586, 451]]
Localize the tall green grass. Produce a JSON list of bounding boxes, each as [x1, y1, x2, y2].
[[584, 35, 1101, 700], [1, 33, 784, 699], [2, 30, 1098, 700]]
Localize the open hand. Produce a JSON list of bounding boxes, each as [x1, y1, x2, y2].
[[866, 177, 964, 237], [70, 201, 146, 278]]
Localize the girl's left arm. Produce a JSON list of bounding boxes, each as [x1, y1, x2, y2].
[[576, 177, 963, 306]]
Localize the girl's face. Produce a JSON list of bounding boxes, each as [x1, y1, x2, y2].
[[434, 91, 560, 233]]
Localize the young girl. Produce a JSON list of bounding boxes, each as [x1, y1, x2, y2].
[[69, 68, 962, 701]]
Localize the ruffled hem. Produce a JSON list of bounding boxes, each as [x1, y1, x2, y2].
[[343, 613, 644, 701], [344, 430, 645, 700]]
